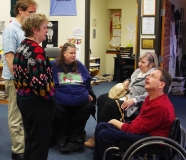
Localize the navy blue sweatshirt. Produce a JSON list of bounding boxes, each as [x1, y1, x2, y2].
[[52, 60, 91, 106]]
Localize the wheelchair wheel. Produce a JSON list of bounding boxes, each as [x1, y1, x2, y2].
[[122, 136, 186, 160]]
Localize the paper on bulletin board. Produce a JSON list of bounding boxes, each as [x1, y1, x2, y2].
[[109, 37, 121, 47], [0, 21, 5, 33], [111, 13, 120, 17], [112, 16, 120, 26], [126, 22, 136, 33], [113, 29, 121, 37], [115, 25, 121, 29]]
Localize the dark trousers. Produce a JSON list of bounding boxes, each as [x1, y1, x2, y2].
[[97, 93, 137, 123], [93, 122, 149, 160], [52, 101, 93, 141], [97, 93, 122, 123], [17, 96, 55, 160]]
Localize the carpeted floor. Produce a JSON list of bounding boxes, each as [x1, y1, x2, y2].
[[0, 81, 186, 160]]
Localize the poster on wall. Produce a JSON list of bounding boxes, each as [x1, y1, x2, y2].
[[142, 0, 156, 16], [50, 0, 77, 16], [0, 21, 5, 33], [0, 21, 5, 46], [67, 36, 82, 60], [42, 21, 58, 48]]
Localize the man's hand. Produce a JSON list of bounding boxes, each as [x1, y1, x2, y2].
[[108, 119, 124, 130], [121, 99, 134, 110]]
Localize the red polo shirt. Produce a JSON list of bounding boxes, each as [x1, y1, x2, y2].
[[121, 94, 175, 137]]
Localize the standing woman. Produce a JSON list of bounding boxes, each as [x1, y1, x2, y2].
[[2, 1, 37, 159], [51, 42, 96, 153], [13, 14, 55, 160]]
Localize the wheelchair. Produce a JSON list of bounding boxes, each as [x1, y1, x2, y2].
[[103, 118, 186, 160]]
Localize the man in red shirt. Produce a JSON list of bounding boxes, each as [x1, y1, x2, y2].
[[93, 68, 175, 160]]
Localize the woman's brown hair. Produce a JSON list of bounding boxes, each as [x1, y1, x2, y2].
[[56, 43, 78, 74]]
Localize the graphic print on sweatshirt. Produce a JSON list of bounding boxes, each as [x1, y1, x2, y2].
[[58, 72, 83, 84]]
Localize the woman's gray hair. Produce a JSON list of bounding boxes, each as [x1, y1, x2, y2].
[[139, 52, 159, 67], [22, 14, 48, 37]]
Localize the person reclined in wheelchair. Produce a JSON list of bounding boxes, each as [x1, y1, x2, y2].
[[93, 68, 176, 160]]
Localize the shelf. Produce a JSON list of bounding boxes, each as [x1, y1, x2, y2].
[[90, 68, 99, 72], [90, 63, 100, 67], [0, 65, 8, 104], [0, 81, 5, 86], [89, 57, 100, 77], [0, 99, 8, 104], [90, 57, 100, 60], [90, 70, 100, 77]]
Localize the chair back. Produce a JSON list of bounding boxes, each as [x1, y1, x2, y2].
[[44, 47, 61, 58], [116, 47, 133, 67], [116, 53, 124, 67], [169, 118, 181, 143]]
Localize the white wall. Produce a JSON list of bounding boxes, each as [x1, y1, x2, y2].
[[90, 0, 137, 75], [90, 0, 110, 75], [0, 0, 86, 63]]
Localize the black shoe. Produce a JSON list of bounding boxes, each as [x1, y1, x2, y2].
[[76, 138, 84, 143], [56, 135, 68, 148], [12, 152, 24, 160], [69, 133, 85, 144], [60, 142, 84, 153]]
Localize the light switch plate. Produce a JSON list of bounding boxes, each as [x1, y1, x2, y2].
[[93, 29, 96, 39]]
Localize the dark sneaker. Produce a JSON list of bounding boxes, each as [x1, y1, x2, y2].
[[69, 132, 86, 144], [60, 142, 84, 153], [56, 135, 68, 148], [12, 152, 24, 160]]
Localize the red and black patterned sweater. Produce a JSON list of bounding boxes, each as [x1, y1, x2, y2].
[[13, 39, 55, 100]]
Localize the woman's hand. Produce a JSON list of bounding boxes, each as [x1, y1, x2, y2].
[[121, 99, 134, 110], [89, 95, 93, 101], [123, 80, 130, 88]]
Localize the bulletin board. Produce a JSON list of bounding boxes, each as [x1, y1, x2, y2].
[[109, 9, 121, 48]]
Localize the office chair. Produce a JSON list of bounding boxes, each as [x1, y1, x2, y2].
[[44, 47, 61, 59], [103, 118, 186, 160], [116, 48, 134, 83]]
